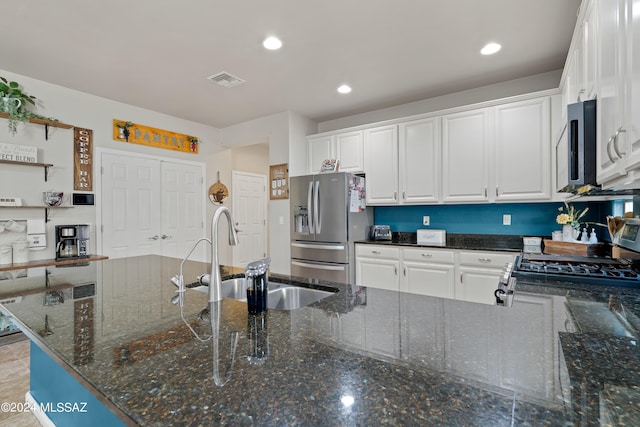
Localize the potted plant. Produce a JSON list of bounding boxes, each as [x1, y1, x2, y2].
[[187, 135, 199, 152], [0, 76, 37, 134], [115, 121, 134, 141]]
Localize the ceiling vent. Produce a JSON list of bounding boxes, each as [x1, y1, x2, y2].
[[207, 71, 246, 88]]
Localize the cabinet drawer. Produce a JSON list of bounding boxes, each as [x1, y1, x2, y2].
[[458, 251, 514, 268], [403, 247, 454, 264], [356, 244, 400, 259]]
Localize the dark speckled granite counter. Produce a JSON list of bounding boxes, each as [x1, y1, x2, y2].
[[358, 232, 526, 252], [2, 255, 640, 425]]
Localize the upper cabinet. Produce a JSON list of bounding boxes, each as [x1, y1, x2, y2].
[[308, 93, 556, 205], [562, 0, 640, 189], [307, 130, 363, 174], [442, 108, 492, 202], [364, 118, 440, 205], [494, 97, 551, 201]]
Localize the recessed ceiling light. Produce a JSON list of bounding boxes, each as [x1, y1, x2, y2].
[[337, 84, 352, 94], [263, 36, 282, 50], [481, 42, 502, 55]]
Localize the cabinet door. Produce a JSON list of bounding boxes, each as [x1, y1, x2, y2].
[[355, 245, 400, 291], [399, 118, 440, 203], [307, 135, 333, 174], [442, 108, 491, 202], [494, 97, 551, 201], [403, 261, 455, 299], [456, 266, 502, 305], [335, 131, 364, 173], [624, 0, 640, 171], [582, 0, 598, 101], [364, 125, 399, 205], [597, 0, 628, 183]]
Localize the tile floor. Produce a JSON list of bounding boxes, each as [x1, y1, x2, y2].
[[0, 336, 41, 426]]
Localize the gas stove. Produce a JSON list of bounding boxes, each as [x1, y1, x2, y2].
[[513, 254, 640, 287]]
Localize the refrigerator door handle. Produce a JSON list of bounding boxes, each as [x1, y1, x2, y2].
[[291, 242, 345, 251], [314, 180, 321, 234], [291, 261, 346, 271], [307, 181, 315, 234]]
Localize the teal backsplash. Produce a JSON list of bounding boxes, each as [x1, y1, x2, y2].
[[373, 201, 614, 240]]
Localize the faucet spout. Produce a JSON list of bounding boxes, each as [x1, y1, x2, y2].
[[209, 206, 239, 302]]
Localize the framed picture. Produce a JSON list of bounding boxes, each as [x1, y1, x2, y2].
[[270, 163, 289, 200], [320, 159, 339, 173]]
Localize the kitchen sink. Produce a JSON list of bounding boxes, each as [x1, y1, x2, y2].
[[190, 278, 335, 310]]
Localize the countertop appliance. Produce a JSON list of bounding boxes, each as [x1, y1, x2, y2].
[[370, 225, 391, 241], [290, 172, 372, 284], [55, 224, 90, 260], [495, 218, 640, 306]]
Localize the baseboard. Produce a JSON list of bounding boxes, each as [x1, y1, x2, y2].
[[24, 392, 55, 427]]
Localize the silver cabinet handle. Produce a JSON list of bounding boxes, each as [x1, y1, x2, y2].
[[371, 250, 381, 254], [402, 191, 406, 200], [606, 136, 616, 162], [403, 266, 406, 276], [421, 253, 432, 258], [394, 191, 397, 201], [484, 187, 488, 197], [478, 258, 492, 263], [148, 235, 159, 240], [394, 265, 397, 275], [613, 127, 627, 157], [161, 234, 172, 239], [495, 186, 499, 197]]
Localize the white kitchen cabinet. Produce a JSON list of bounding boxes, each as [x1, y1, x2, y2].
[[363, 125, 399, 204], [364, 118, 440, 205], [442, 108, 492, 202], [596, 0, 628, 184], [307, 130, 364, 174], [401, 247, 455, 299], [494, 97, 551, 201], [620, 0, 640, 173], [355, 244, 400, 291], [455, 251, 514, 305], [398, 118, 440, 203], [582, 0, 599, 102]]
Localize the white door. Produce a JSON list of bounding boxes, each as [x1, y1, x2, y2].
[[101, 153, 161, 259], [231, 171, 267, 268], [100, 152, 205, 260], [160, 161, 205, 260]]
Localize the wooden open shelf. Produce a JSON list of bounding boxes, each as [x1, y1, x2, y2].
[[0, 159, 54, 181], [1, 205, 73, 222], [0, 112, 73, 140]]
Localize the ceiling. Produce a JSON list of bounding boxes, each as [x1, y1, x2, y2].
[[1, 0, 581, 129]]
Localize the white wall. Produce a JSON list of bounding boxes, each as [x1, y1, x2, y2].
[[288, 111, 317, 177], [0, 70, 221, 262], [317, 70, 562, 132]]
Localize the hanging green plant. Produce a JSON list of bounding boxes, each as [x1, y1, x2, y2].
[[0, 76, 38, 135]]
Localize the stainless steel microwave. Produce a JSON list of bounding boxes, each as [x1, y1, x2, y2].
[[562, 99, 597, 193]]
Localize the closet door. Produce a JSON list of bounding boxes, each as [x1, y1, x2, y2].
[[101, 153, 204, 260], [101, 153, 162, 258]]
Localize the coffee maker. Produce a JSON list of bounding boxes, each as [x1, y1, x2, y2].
[[55, 225, 90, 260]]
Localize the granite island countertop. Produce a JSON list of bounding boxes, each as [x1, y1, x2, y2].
[[1, 255, 640, 425]]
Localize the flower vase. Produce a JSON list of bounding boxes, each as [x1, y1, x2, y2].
[[562, 224, 577, 242]]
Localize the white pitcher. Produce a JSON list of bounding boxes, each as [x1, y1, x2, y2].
[[1, 97, 21, 112]]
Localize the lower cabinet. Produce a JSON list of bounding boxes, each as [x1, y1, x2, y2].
[[455, 250, 515, 305], [356, 244, 514, 305]]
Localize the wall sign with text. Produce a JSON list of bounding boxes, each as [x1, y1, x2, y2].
[[112, 119, 198, 154], [74, 127, 93, 191]]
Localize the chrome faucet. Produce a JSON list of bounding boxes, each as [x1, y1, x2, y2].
[[209, 206, 239, 302]]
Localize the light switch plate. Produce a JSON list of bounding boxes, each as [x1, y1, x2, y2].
[[503, 214, 511, 226], [423, 216, 430, 226]]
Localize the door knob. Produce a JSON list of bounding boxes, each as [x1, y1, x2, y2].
[[161, 234, 172, 239], [148, 235, 159, 240]]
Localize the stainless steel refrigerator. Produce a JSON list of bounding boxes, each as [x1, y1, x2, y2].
[[290, 172, 372, 284]]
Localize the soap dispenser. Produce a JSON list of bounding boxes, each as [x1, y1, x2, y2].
[[581, 228, 589, 243], [589, 228, 598, 244], [246, 257, 271, 314]]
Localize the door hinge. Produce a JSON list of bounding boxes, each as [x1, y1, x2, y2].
[[101, 166, 104, 175], [101, 224, 104, 232]]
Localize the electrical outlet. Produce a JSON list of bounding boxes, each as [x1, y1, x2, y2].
[[423, 216, 430, 226], [503, 214, 511, 226]]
